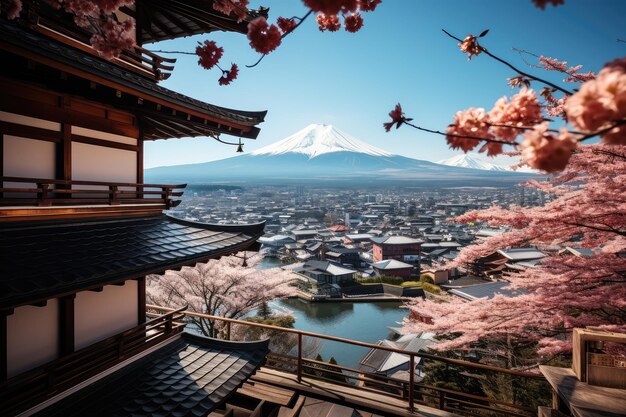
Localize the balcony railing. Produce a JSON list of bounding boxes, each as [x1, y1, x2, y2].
[[0, 176, 186, 208], [147, 304, 550, 417], [0, 307, 187, 417]]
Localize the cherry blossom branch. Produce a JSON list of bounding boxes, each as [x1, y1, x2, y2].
[[442, 29, 574, 96], [403, 121, 516, 146], [145, 50, 196, 55], [246, 9, 314, 68], [512, 48, 593, 83], [575, 119, 626, 142]]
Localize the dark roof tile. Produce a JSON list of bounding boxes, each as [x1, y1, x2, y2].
[[0, 214, 264, 308]]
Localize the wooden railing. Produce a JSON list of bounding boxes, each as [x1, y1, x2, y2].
[[0, 307, 187, 417], [0, 176, 186, 208], [147, 305, 550, 417]]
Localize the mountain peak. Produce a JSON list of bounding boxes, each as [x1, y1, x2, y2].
[[437, 154, 510, 171], [250, 124, 394, 158]]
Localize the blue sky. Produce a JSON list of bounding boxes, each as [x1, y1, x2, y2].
[[144, 0, 626, 168]]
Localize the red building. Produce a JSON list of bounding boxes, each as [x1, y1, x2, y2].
[[371, 236, 423, 264]]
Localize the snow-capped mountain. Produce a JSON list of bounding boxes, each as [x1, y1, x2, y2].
[[437, 153, 537, 173], [146, 124, 536, 184], [437, 154, 510, 171], [250, 124, 392, 158]]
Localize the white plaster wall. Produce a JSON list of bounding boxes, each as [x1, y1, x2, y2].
[[7, 300, 59, 378], [74, 281, 138, 351], [3, 135, 56, 179], [0, 111, 61, 131], [71, 142, 136, 183], [3, 135, 56, 197], [71, 126, 137, 146]]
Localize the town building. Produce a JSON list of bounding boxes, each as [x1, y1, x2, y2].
[[371, 236, 423, 264]]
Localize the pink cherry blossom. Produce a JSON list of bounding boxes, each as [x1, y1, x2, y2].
[[488, 88, 543, 141], [147, 253, 296, 338], [404, 144, 626, 356], [316, 13, 341, 32], [519, 123, 578, 172], [446, 108, 493, 152], [565, 57, 626, 145], [344, 13, 364, 33], [302, 0, 358, 15], [247, 17, 282, 54]]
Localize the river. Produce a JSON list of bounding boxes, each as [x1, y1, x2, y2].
[[259, 257, 408, 369]]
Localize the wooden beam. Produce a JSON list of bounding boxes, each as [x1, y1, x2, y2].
[[137, 277, 146, 324], [30, 300, 48, 307], [0, 309, 12, 381], [0, 131, 3, 200], [71, 135, 137, 152], [0, 121, 62, 143], [136, 134, 144, 185], [59, 295, 75, 356]]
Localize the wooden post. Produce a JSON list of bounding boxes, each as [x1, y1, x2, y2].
[[59, 295, 75, 355], [137, 277, 146, 325], [0, 309, 12, 381], [297, 333, 303, 382], [439, 390, 445, 410], [37, 183, 50, 206], [109, 185, 119, 205], [409, 354, 415, 412], [225, 322, 231, 341]]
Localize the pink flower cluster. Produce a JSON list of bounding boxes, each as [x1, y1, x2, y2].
[[306, 0, 379, 33], [532, 0, 565, 9], [4, 0, 22, 19], [539, 56, 596, 83], [458, 35, 481, 60], [520, 123, 578, 172], [446, 108, 492, 152], [46, 0, 136, 59], [195, 40, 224, 70], [247, 17, 282, 54], [277, 17, 297, 34], [89, 17, 135, 60], [489, 88, 543, 140], [383, 103, 412, 132], [565, 57, 626, 145], [316, 13, 341, 32], [212, 0, 249, 23], [218, 63, 239, 86]]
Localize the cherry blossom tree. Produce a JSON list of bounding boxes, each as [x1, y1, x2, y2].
[[146, 253, 297, 338], [403, 144, 626, 359], [383, 2, 624, 173]]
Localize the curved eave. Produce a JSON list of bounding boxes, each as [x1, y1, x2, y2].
[[0, 215, 266, 310], [0, 20, 266, 139]]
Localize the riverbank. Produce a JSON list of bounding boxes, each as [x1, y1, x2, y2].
[[293, 290, 414, 303]]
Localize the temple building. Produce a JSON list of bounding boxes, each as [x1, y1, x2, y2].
[[0, 1, 270, 415]]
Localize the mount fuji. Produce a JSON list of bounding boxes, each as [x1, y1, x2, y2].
[[145, 124, 535, 185]]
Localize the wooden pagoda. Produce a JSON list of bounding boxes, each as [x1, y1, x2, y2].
[[0, 1, 271, 416]]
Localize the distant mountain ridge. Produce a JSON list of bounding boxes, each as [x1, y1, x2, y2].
[[438, 154, 509, 171], [438, 153, 536, 173], [146, 124, 536, 185]]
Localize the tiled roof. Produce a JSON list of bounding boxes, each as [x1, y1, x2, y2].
[[371, 259, 413, 270], [371, 236, 424, 245], [0, 214, 264, 308], [449, 281, 524, 301], [0, 20, 266, 138], [35, 332, 269, 417]]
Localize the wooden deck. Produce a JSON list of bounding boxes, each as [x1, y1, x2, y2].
[[540, 365, 626, 417], [243, 367, 460, 417]]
